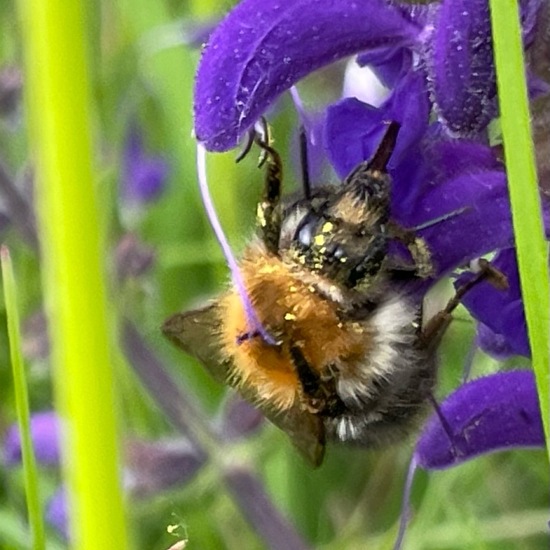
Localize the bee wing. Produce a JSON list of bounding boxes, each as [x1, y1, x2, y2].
[[266, 403, 326, 467], [162, 302, 230, 384], [163, 303, 326, 467]]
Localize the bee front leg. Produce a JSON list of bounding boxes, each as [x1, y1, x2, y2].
[[387, 221, 434, 279], [236, 119, 283, 255], [256, 139, 283, 255]]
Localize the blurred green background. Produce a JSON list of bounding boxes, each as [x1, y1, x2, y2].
[[0, 0, 547, 548]]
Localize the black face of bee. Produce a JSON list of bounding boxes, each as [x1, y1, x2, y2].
[[288, 178, 391, 289], [277, 124, 428, 296]]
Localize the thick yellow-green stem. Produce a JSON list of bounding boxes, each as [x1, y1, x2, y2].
[[18, 1, 128, 547], [490, 0, 550, 451]]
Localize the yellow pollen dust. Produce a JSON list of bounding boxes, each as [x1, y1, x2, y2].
[[313, 234, 325, 246], [284, 312, 296, 321], [322, 221, 334, 232]]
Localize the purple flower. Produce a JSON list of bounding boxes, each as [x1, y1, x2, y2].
[[427, 0, 540, 134], [457, 249, 531, 357], [4, 411, 60, 466], [193, 0, 548, 286], [394, 370, 545, 549], [194, 0, 542, 149], [46, 488, 69, 540], [194, 0, 420, 151], [415, 370, 544, 469], [476, 322, 517, 360], [122, 125, 169, 204]]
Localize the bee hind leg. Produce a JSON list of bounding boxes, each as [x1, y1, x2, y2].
[[421, 259, 508, 352]]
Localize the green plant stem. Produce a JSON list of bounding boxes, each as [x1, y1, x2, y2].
[[17, 1, 128, 547], [489, 0, 550, 452], [1, 246, 45, 550]]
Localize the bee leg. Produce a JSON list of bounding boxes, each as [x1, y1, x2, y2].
[[421, 259, 508, 351], [289, 347, 347, 416], [387, 221, 434, 279], [251, 119, 283, 255], [235, 118, 283, 255], [256, 143, 283, 255], [289, 346, 323, 412]]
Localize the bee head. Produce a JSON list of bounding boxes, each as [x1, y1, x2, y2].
[[280, 167, 391, 291]]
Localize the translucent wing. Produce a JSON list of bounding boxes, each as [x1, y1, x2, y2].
[[162, 303, 326, 466], [162, 302, 229, 384]]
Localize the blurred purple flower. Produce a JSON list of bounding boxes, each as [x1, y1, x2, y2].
[[114, 233, 155, 282], [219, 395, 264, 441], [126, 438, 207, 498], [46, 488, 69, 540], [4, 411, 60, 466], [122, 126, 169, 204]]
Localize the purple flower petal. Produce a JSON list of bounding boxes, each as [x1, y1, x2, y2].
[[325, 97, 385, 178], [325, 70, 429, 179], [476, 322, 517, 360], [357, 45, 413, 89], [122, 126, 169, 204], [457, 248, 530, 357], [401, 168, 514, 277], [428, 0, 543, 135], [194, 0, 421, 151], [4, 411, 60, 466], [415, 371, 544, 470], [428, 0, 496, 134]]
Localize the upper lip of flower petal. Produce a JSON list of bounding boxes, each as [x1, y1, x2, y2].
[[194, 0, 422, 151]]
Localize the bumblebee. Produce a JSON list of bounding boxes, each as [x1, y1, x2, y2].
[[163, 122, 500, 466]]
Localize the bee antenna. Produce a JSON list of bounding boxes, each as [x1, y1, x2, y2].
[[289, 86, 312, 199], [412, 207, 470, 232], [367, 121, 400, 173], [197, 142, 277, 346], [299, 125, 312, 200]]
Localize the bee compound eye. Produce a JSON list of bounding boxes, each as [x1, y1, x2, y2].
[[294, 211, 321, 248], [297, 219, 314, 247]]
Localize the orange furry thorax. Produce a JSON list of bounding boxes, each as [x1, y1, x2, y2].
[[218, 246, 373, 410]]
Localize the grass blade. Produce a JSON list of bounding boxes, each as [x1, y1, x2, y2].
[[489, 0, 550, 451], [1, 246, 45, 550]]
